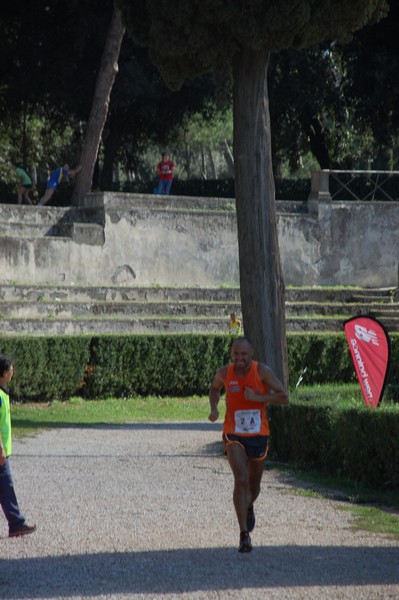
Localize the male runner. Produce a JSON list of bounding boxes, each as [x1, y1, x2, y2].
[[208, 337, 288, 553]]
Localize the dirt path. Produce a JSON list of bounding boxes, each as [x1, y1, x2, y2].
[[1, 423, 398, 599]]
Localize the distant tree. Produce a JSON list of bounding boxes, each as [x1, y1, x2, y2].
[[117, 0, 388, 384], [0, 0, 115, 172], [71, 4, 125, 205], [340, 0, 399, 168], [99, 40, 218, 189]]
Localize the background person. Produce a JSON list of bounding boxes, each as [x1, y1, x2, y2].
[[38, 163, 81, 206], [13, 165, 33, 205], [157, 152, 174, 195], [208, 337, 288, 553], [228, 312, 241, 335], [0, 355, 36, 538]]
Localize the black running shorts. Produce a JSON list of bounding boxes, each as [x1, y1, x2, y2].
[[223, 433, 269, 460]]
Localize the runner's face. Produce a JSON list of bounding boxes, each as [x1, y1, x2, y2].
[[231, 341, 253, 372]]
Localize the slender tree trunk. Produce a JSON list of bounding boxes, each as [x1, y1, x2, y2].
[[100, 116, 121, 190], [183, 128, 191, 177], [233, 47, 288, 386], [201, 145, 207, 178], [207, 146, 217, 178], [222, 139, 234, 175], [22, 104, 28, 169], [71, 5, 125, 205]]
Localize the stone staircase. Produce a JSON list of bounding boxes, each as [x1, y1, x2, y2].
[[0, 283, 398, 336]]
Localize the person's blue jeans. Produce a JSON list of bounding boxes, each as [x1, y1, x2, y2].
[[158, 179, 173, 195], [0, 457, 26, 534]]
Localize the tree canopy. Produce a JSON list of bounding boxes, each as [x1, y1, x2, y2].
[[117, 0, 387, 89], [117, 0, 389, 384]]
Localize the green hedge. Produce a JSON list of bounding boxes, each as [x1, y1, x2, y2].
[[268, 399, 399, 488], [1, 332, 398, 401], [2, 332, 398, 488]]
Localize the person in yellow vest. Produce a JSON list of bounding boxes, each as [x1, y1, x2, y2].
[[208, 337, 288, 553], [228, 312, 241, 335], [0, 355, 36, 537]]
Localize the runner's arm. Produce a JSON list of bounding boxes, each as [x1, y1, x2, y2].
[[208, 367, 226, 422], [244, 364, 288, 405]]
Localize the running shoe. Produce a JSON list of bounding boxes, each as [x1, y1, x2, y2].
[[247, 504, 256, 532], [238, 530, 252, 553]]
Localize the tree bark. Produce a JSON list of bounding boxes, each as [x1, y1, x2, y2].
[[100, 114, 121, 190], [71, 5, 125, 205], [233, 47, 288, 386]]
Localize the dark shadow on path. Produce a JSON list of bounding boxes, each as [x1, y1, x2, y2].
[[0, 545, 398, 599]]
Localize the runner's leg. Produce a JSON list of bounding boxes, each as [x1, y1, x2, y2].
[[226, 442, 250, 532], [248, 458, 266, 507]]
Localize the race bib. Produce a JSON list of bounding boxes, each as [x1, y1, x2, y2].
[[234, 410, 261, 434]]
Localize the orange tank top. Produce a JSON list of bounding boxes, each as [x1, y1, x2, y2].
[[223, 361, 270, 436]]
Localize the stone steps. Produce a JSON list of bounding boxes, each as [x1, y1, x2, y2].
[[0, 284, 241, 303], [0, 299, 396, 320], [0, 300, 241, 319], [0, 284, 398, 336]]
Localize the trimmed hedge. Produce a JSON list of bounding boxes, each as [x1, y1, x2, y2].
[[2, 332, 398, 489], [268, 399, 399, 488], [1, 332, 398, 401]]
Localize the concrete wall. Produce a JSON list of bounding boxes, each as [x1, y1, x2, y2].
[[0, 193, 398, 287], [280, 200, 399, 286]]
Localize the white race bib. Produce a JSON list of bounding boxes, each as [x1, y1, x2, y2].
[[234, 410, 261, 434]]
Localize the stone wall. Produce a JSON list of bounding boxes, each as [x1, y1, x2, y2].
[[0, 193, 398, 287]]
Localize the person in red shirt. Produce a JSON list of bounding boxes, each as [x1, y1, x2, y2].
[[208, 337, 288, 553], [156, 152, 174, 195]]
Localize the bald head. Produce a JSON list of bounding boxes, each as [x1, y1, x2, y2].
[[231, 337, 254, 373]]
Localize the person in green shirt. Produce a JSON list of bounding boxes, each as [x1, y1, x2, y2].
[[13, 165, 33, 205], [0, 355, 36, 537]]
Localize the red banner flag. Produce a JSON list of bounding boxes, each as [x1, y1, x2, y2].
[[344, 315, 391, 408]]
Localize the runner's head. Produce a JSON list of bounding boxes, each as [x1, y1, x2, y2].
[[231, 337, 253, 372]]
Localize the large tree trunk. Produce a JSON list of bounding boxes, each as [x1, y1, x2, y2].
[[71, 5, 125, 205], [233, 47, 288, 386]]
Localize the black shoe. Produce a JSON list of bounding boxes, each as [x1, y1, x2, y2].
[[9, 524, 36, 538], [239, 530, 252, 553], [247, 505, 256, 532]]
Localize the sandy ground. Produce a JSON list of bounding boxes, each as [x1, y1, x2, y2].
[[0, 422, 398, 600]]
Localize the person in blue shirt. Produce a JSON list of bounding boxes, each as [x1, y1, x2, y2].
[[38, 163, 81, 206]]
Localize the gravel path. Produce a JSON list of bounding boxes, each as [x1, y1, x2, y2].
[[0, 422, 398, 599]]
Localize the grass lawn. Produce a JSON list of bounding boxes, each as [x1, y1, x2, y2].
[[11, 395, 221, 435]]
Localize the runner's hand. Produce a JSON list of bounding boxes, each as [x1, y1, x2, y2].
[[208, 408, 219, 422]]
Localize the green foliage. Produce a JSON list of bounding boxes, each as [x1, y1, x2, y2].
[[288, 333, 356, 387], [269, 393, 399, 488], [2, 332, 398, 401], [84, 334, 232, 398], [4, 330, 398, 490], [118, 0, 389, 90], [0, 336, 90, 401]]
